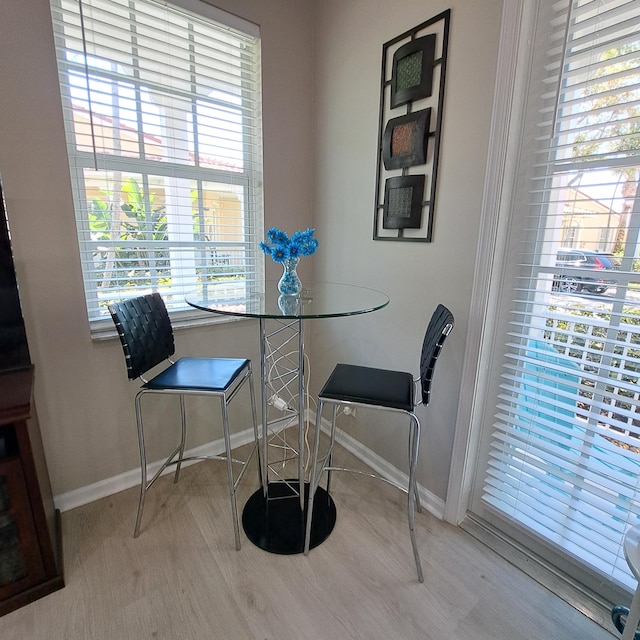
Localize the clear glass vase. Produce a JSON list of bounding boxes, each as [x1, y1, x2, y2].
[[278, 257, 302, 295]]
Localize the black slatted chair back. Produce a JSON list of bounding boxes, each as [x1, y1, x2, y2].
[[109, 293, 175, 380], [419, 303, 454, 406]]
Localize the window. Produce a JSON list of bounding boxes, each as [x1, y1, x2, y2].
[[469, 0, 640, 602], [49, 0, 263, 330]]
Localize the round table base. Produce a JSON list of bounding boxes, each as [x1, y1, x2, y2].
[[242, 481, 336, 555]]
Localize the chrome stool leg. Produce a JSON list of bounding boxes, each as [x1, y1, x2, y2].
[[174, 394, 187, 483], [325, 404, 338, 496], [408, 414, 424, 583], [408, 421, 422, 514], [247, 364, 262, 487], [134, 392, 147, 538], [221, 396, 241, 551], [304, 400, 326, 554]]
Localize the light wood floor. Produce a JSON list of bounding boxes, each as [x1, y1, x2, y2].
[[0, 439, 617, 639]]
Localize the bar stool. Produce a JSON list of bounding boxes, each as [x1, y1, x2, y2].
[[304, 304, 454, 582], [109, 292, 260, 548]]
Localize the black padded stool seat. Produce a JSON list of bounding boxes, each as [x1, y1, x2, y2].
[[145, 357, 249, 392], [319, 364, 414, 412]]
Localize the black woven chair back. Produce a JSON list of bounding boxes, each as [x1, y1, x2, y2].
[[419, 304, 454, 406], [109, 293, 175, 380]]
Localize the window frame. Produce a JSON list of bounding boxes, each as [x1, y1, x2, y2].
[[50, 0, 264, 335]]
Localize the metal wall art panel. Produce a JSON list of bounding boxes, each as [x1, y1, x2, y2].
[[374, 10, 450, 242]]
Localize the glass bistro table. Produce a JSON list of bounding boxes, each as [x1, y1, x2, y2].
[[186, 281, 389, 554]]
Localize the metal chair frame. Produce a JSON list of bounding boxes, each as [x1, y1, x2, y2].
[[304, 304, 454, 582], [110, 293, 260, 549]]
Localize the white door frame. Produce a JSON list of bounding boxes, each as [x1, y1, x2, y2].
[[444, 0, 536, 524]]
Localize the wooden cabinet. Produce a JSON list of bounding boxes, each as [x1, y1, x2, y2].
[[0, 366, 63, 615]]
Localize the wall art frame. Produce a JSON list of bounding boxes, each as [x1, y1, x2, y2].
[[390, 35, 436, 109], [382, 108, 431, 170], [383, 175, 425, 229], [374, 9, 450, 242]]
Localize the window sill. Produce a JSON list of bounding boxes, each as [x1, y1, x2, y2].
[[90, 311, 247, 341]]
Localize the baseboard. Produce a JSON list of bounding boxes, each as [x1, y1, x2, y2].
[[313, 411, 445, 520], [54, 415, 445, 521], [53, 427, 258, 513]]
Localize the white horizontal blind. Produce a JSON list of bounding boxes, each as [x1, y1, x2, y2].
[[49, 0, 263, 325], [482, 0, 640, 593]]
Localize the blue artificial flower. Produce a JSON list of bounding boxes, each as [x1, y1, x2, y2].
[[260, 227, 318, 263], [271, 245, 289, 263], [288, 243, 301, 258], [266, 227, 288, 246], [291, 228, 318, 257]]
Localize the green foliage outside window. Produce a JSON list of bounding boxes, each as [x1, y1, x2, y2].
[[88, 177, 170, 292]]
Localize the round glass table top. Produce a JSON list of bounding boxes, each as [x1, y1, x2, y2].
[[186, 281, 389, 319]]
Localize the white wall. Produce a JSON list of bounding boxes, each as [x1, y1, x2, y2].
[[0, 0, 503, 507], [310, 0, 502, 500]]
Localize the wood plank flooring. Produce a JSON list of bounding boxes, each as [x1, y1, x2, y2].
[[0, 439, 617, 639]]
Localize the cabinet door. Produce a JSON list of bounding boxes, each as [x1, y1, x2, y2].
[[0, 457, 46, 601]]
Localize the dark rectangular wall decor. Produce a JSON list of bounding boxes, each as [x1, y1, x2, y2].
[[374, 10, 450, 242]]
